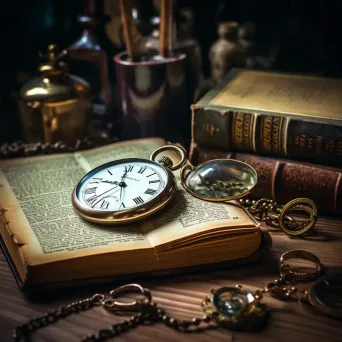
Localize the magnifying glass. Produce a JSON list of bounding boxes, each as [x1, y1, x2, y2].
[[181, 159, 258, 202], [180, 159, 317, 237]]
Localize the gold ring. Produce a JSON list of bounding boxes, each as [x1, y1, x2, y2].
[[150, 144, 187, 171], [279, 250, 324, 281], [279, 198, 317, 236]]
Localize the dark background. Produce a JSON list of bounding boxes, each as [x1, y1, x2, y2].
[[1, 0, 342, 143]]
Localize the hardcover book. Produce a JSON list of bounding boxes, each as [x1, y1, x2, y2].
[[192, 69, 342, 166], [0, 138, 269, 291]]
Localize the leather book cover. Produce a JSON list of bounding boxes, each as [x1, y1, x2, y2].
[[190, 143, 342, 215], [192, 69, 342, 166]]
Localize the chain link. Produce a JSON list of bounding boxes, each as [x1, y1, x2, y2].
[[239, 198, 286, 228], [82, 301, 213, 342], [13, 294, 105, 341], [13, 265, 319, 342], [14, 295, 213, 341], [238, 198, 316, 236], [81, 313, 143, 341], [0, 136, 118, 159]]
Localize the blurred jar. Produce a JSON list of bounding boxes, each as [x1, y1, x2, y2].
[[209, 22, 246, 85], [143, 15, 202, 103]]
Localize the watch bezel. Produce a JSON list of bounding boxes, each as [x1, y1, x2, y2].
[[72, 158, 176, 224]]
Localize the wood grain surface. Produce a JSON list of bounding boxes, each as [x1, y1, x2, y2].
[[1, 216, 342, 342]]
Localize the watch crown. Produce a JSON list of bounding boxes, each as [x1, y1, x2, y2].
[[158, 156, 173, 169]]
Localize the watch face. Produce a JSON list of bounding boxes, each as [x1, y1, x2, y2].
[[75, 159, 168, 212]]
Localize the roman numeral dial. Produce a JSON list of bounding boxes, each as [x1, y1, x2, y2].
[[125, 165, 134, 172], [80, 161, 168, 212], [145, 188, 156, 195], [100, 200, 110, 209], [133, 196, 144, 204], [138, 166, 147, 174], [149, 180, 160, 184]]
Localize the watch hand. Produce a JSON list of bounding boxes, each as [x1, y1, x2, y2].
[[101, 180, 119, 185], [118, 188, 124, 209], [118, 170, 128, 208], [91, 185, 119, 202], [91, 188, 120, 208], [121, 170, 128, 182]]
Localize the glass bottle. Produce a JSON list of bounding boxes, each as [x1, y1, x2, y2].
[[209, 22, 246, 85]]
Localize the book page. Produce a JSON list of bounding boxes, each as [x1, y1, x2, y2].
[[142, 185, 259, 248], [0, 138, 164, 265]]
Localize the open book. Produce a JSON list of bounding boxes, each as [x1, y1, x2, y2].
[[0, 138, 270, 291]]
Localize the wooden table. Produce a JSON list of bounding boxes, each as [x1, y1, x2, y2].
[[1, 216, 342, 342]]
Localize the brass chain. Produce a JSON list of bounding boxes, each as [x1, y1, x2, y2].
[[239, 198, 288, 228], [193, 177, 317, 236], [14, 248, 323, 342], [13, 292, 213, 341], [252, 250, 323, 303], [13, 294, 105, 341], [255, 275, 303, 302], [84, 300, 213, 341], [0, 137, 116, 159], [238, 198, 314, 234]]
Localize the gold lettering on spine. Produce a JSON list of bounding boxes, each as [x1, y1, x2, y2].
[[316, 136, 322, 155], [261, 116, 282, 153], [300, 135, 306, 148], [271, 116, 282, 153], [233, 112, 253, 150], [262, 116, 272, 152], [243, 113, 253, 150], [328, 139, 335, 153], [233, 112, 244, 148]]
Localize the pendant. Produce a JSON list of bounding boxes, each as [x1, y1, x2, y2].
[[202, 285, 269, 331]]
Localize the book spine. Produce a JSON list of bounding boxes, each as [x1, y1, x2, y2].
[[192, 106, 342, 166], [189, 143, 342, 215]]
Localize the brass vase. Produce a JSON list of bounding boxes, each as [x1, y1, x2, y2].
[[19, 45, 92, 145]]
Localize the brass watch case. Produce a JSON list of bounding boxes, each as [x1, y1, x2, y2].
[[72, 158, 177, 225]]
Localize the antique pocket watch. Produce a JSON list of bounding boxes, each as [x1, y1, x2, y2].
[[73, 144, 317, 236], [72, 145, 187, 224], [72, 145, 257, 225]]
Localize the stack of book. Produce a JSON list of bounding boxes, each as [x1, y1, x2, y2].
[[190, 69, 342, 215]]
